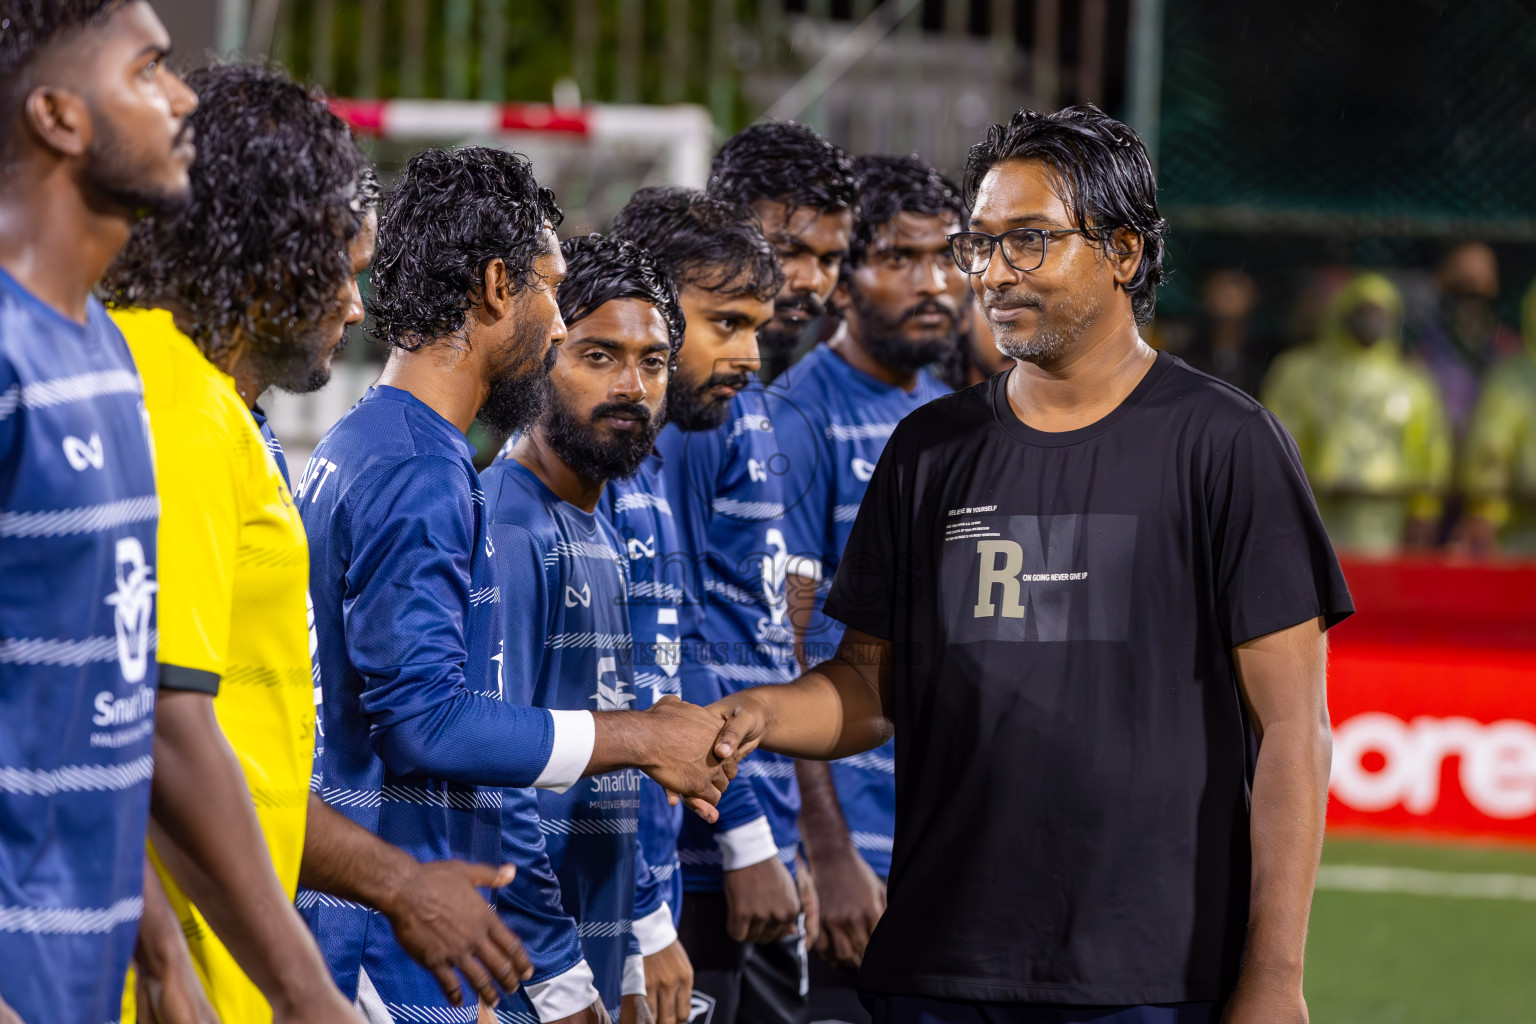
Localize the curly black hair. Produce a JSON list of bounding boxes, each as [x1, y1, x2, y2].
[[963, 105, 1167, 325], [558, 233, 685, 366], [0, 0, 130, 158], [99, 62, 377, 361], [610, 186, 783, 302], [707, 121, 857, 215], [848, 154, 967, 266], [367, 146, 563, 351]]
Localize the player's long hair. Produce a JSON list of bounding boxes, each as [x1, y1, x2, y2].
[[367, 146, 563, 352], [99, 62, 377, 363], [848, 154, 968, 266], [707, 121, 857, 215], [963, 105, 1167, 326], [610, 186, 783, 302], [557, 234, 685, 369]]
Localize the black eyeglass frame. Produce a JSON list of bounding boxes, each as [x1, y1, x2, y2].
[[946, 227, 1092, 275]]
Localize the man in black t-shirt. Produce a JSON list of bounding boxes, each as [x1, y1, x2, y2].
[[704, 106, 1352, 1024]]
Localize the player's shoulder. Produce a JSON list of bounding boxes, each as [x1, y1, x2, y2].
[[1152, 354, 1270, 424], [482, 457, 556, 530], [887, 372, 996, 448]]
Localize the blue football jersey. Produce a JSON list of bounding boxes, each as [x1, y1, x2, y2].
[[297, 385, 557, 1014], [598, 452, 686, 925], [768, 344, 949, 876], [483, 458, 649, 1019], [653, 383, 801, 891], [0, 268, 159, 1024]]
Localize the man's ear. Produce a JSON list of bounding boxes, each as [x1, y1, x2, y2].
[[481, 258, 513, 322], [830, 277, 852, 317], [24, 86, 93, 159], [1107, 227, 1145, 288]]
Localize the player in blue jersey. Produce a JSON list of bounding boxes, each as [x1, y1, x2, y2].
[[0, 4, 198, 1022], [613, 177, 837, 1024], [484, 235, 693, 1024], [708, 123, 856, 386], [771, 155, 968, 1024], [102, 63, 539, 1017], [301, 148, 736, 1024]]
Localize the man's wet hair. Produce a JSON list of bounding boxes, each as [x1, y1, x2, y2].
[[0, 0, 131, 160], [849, 154, 966, 266], [368, 145, 563, 351], [610, 186, 783, 302], [101, 63, 377, 362], [557, 233, 685, 366], [963, 105, 1167, 325], [707, 121, 857, 215]]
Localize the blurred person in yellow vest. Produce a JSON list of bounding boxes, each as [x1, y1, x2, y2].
[[1457, 280, 1536, 556], [1261, 271, 1451, 556]]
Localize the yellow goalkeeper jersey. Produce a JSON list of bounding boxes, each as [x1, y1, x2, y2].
[[115, 308, 315, 1024]]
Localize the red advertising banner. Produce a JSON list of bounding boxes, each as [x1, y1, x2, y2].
[[1326, 559, 1536, 844]]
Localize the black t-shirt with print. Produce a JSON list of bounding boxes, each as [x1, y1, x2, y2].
[[823, 351, 1353, 1006]]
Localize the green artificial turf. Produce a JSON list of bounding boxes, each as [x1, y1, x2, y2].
[[1304, 836, 1536, 1023]]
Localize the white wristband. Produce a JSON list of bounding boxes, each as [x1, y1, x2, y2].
[[717, 816, 778, 871], [633, 902, 678, 957], [526, 960, 601, 1022], [534, 710, 596, 793], [622, 954, 647, 997]]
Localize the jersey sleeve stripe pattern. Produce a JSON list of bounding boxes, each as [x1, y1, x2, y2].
[[0, 894, 144, 934], [0, 368, 142, 416], [0, 753, 154, 795], [0, 494, 158, 536], [0, 632, 156, 665]]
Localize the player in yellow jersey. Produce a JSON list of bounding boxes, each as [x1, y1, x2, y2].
[[102, 63, 533, 1023]]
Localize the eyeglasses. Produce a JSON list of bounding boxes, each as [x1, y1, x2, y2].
[[947, 227, 1090, 275]]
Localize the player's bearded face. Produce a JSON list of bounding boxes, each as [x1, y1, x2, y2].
[[478, 319, 556, 435], [845, 283, 961, 373], [541, 383, 662, 482], [262, 215, 377, 395], [666, 359, 749, 432]]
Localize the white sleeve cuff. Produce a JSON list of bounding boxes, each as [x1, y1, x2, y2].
[[716, 816, 778, 871], [633, 902, 678, 957], [622, 954, 647, 997], [526, 959, 601, 1022], [784, 555, 824, 582], [534, 710, 596, 793]]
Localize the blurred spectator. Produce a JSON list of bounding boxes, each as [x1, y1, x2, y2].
[[1411, 242, 1522, 432], [1456, 279, 1536, 558], [1262, 271, 1451, 557], [938, 298, 1009, 389], [1178, 268, 1276, 395]]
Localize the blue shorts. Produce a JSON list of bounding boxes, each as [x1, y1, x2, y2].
[[862, 994, 1221, 1024]]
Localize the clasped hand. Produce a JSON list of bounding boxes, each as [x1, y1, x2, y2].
[[639, 695, 771, 818]]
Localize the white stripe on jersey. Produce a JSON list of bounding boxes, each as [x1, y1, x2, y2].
[[551, 539, 621, 562], [546, 632, 633, 649], [468, 586, 501, 606], [0, 754, 154, 796], [575, 919, 634, 938], [825, 421, 898, 441], [627, 580, 686, 602], [0, 369, 141, 422], [837, 750, 895, 774], [381, 1002, 478, 1023], [678, 842, 798, 867], [0, 632, 157, 666], [0, 494, 158, 538], [0, 894, 142, 934], [321, 787, 382, 810], [737, 759, 797, 779], [379, 785, 500, 810], [294, 889, 372, 912], [851, 831, 895, 854], [709, 662, 793, 685], [539, 817, 639, 835], [833, 503, 861, 523], [711, 498, 786, 520], [613, 491, 673, 517]]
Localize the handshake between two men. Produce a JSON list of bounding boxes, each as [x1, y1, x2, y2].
[[607, 631, 895, 816]]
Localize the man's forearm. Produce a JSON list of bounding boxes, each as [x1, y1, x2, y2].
[[796, 760, 856, 861], [148, 690, 337, 1013], [1243, 715, 1331, 977], [734, 650, 890, 761], [299, 793, 417, 910]]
